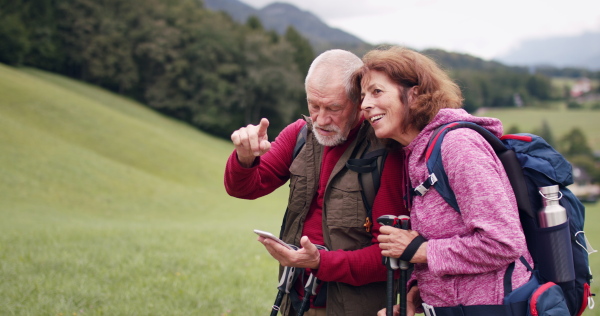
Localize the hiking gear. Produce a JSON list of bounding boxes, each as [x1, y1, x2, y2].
[[538, 185, 567, 228], [377, 215, 411, 316], [415, 121, 595, 316], [527, 281, 570, 316], [292, 122, 388, 233], [536, 185, 576, 284], [271, 265, 300, 316], [270, 244, 300, 316], [296, 245, 329, 316], [279, 118, 392, 316], [297, 273, 320, 316], [422, 301, 529, 316], [397, 216, 411, 316]]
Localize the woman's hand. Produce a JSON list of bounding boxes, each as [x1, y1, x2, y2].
[[377, 226, 428, 263]]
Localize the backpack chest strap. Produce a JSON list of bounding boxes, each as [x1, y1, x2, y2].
[[414, 173, 438, 197]]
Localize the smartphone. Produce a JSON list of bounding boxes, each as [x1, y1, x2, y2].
[[253, 229, 294, 250]]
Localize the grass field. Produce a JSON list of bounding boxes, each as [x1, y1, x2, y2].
[[0, 64, 288, 315], [478, 107, 600, 151], [1, 63, 600, 315]]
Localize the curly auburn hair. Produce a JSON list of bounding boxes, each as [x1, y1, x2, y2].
[[351, 46, 463, 133]]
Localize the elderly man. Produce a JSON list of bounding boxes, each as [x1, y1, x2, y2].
[[224, 49, 407, 316]]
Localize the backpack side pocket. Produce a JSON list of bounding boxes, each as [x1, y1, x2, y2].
[[527, 282, 570, 316]]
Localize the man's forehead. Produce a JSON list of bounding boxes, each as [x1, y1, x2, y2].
[[308, 99, 345, 109], [307, 92, 348, 107]]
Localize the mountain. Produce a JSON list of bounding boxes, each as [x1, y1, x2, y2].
[[202, 0, 372, 53], [496, 31, 600, 70], [202, 0, 257, 23]]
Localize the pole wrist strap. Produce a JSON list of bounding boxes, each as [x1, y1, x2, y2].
[[399, 235, 427, 262]]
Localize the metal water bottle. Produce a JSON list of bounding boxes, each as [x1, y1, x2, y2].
[[538, 185, 567, 227], [537, 184, 575, 283]]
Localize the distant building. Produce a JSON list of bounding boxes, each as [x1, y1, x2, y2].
[[569, 165, 599, 203], [570, 78, 592, 98], [513, 93, 523, 107]]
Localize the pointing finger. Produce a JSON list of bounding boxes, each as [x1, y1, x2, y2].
[[257, 118, 269, 137]]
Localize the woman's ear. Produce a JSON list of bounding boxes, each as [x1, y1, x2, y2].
[[408, 86, 419, 104]]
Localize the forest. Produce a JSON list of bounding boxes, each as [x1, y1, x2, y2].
[[1, 0, 599, 139]]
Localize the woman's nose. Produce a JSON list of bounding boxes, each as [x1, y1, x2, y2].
[[361, 97, 373, 111]]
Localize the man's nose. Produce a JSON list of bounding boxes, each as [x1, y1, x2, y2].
[[315, 108, 332, 125]]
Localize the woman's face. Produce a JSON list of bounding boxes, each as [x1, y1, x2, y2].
[[360, 70, 410, 144]]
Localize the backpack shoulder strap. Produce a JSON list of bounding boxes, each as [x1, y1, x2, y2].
[[290, 122, 387, 232], [416, 121, 531, 218], [292, 123, 308, 160], [346, 139, 388, 228]]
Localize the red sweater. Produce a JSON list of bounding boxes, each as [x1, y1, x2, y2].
[[224, 119, 407, 286]]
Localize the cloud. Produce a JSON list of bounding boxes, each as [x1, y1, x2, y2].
[[242, 0, 600, 60]]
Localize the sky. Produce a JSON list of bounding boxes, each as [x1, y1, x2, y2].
[[241, 0, 600, 60]]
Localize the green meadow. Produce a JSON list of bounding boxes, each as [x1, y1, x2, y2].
[[479, 107, 600, 151], [0, 64, 288, 315], [1, 63, 600, 315]]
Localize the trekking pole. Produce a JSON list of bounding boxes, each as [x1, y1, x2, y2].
[[397, 216, 411, 316], [270, 244, 299, 316], [296, 272, 318, 316], [270, 265, 298, 316], [296, 245, 328, 316], [377, 215, 406, 316]]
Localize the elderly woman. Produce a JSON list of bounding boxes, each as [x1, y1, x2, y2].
[[352, 46, 533, 316]]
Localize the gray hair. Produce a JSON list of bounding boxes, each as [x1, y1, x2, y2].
[[305, 49, 363, 105]]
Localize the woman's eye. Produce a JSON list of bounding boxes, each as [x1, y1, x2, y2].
[[374, 89, 382, 94]]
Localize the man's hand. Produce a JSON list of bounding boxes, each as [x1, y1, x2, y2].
[[258, 235, 321, 269], [230, 118, 272, 168]]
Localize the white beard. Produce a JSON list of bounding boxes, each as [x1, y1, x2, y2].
[[312, 122, 347, 147]]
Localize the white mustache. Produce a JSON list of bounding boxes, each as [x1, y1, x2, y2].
[[313, 122, 341, 133]]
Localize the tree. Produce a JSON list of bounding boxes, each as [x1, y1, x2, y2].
[[533, 120, 555, 147], [284, 26, 314, 78], [1, 0, 307, 139], [526, 74, 552, 100], [505, 125, 520, 135], [559, 128, 592, 157], [0, 14, 29, 65], [57, 0, 138, 92], [246, 15, 263, 31]]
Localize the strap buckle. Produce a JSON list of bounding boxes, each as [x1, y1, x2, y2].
[[423, 303, 437, 316], [414, 173, 438, 196]]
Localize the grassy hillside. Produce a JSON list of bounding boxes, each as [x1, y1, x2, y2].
[[1, 63, 600, 315], [0, 64, 289, 315]]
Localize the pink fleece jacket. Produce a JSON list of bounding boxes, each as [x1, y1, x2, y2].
[[405, 108, 532, 307]]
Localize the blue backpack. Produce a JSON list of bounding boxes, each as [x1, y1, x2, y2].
[[414, 121, 595, 316]]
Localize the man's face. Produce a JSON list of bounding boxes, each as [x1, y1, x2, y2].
[[306, 80, 359, 147]]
